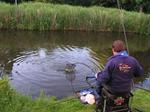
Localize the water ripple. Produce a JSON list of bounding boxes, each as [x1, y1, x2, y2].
[[10, 46, 103, 98]]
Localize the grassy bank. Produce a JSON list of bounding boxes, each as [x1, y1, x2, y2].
[[0, 2, 150, 35], [0, 78, 150, 112]]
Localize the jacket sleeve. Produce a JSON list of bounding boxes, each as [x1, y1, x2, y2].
[[133, 59, 144, 77], [97, 60, 114, 86]]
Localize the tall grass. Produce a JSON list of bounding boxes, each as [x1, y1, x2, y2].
[[0, 2, 150, 35]]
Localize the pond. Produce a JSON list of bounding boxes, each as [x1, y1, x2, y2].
[[0, 30, 150, 98]]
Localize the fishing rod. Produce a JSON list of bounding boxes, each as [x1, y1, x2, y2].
[[134, 85, 150, 93], [116, 0, 129, 54], [116, 0, 150, 94], [66, 61, 150, 94], [116, 0, 139, 93], [85, 75, 150, 93]]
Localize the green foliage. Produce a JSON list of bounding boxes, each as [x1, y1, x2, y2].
[[0, 2, 149, 35]]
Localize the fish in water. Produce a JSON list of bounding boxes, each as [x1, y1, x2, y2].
[[64, 63, 76, 73], [57, 63, 76, 73]]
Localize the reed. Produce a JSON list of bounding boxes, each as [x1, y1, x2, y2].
[[0, 2, 150, 35]]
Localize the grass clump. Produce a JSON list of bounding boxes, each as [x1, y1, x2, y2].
[[0, 2, 150, 35]]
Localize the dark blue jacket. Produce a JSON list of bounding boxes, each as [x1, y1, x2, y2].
[[97, 51, 144, 93]]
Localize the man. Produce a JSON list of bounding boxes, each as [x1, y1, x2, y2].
[[96, 40, 144, 98]]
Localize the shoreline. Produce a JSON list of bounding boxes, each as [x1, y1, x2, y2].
[[0, 78, 150, 112]]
